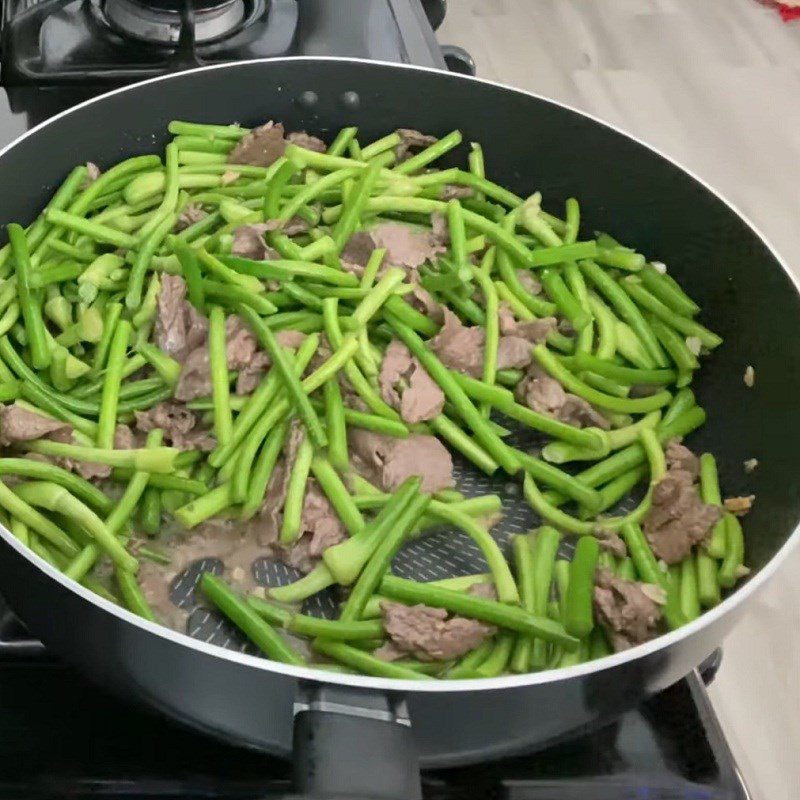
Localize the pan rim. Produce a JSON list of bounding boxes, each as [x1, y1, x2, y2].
[[0, 55, 796, 693]]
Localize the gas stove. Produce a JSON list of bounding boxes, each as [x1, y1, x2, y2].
[[0, 2, 753, 797], [0, 0, 468, 126]]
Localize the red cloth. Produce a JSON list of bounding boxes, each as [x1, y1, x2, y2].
[[759, 0, 800, 21]]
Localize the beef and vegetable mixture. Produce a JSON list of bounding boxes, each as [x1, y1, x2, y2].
[[0, 120, 753, 679]]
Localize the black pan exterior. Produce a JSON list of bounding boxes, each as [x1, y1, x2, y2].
[[0, 59, 796, 766]]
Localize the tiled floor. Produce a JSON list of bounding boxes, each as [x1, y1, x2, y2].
[[440, 2, 800, 798]]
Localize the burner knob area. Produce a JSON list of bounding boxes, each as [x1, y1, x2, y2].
[[441, 45, 476, 76]]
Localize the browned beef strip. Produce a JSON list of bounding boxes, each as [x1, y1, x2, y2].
[[174, 314, 267, 402], [380, 601, 495, 661], [235, 352, 271, 395], [643, 464, 722, 564], [497, 303, 556, 343], [155, 274, 189, 360], [227, 121, 286, 167], [134, 401, 214, 451], [379, 339, 444, 424], [286, 131, 327, 153], [231, 223, 281, 261], [440, 184, 474, 200], [595, 528, 628, 558], [516, 364, 610, 430], [665, 440, 700, 480], [246, 424, 344, 574], [174, 347, 210, 402], [430, 212, 450, 246], [593, 568, 663, 651], [281, 480, 347, 573], [224, 315, 258, 371], [516, 269, 542, 295], [281, 216, 310, 237], [467, 582, 498, 600], [408, 283, 443, 322], [496, 336, 535, 371], [394, 128, 438, 161], [349, 429, 454, 493], [174, 203, 206, 232], [428, 308, 485, 377], [370, 222, 447, 270], [42, 428, 110, 480], [113, 423, 137, 450], [0, 404, 70, 445], [234, 328, 305, 395], [340, 231, 376, 275]]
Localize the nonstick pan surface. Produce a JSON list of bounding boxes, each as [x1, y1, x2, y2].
[[0, 59, 796, 778]]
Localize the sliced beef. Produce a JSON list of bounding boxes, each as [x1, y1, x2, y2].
[[340, 231, 376, 275], [227, 121, 286, 167], [665, 440, 700, 480], [235, 352, 271, 395], [467, 582, 498, 601], [408, 283, 443, 323], [516, 269, 542, 296], [0, 404, 69, 445], [430, 212, 450, 247], [594, 568, 662, 651], [428, 308, 485, 377], [440, 184, 474, 200], [595, 528, 628, 558], [394, 129, 438, 162], [248, 427, 344, 574], [43, 428, 110, 480], [155, 275, 189, 360], [496, 336, 535, 371], [379, 339, 444, 424], [175, 314, 264, 402], [114, 424, 138, 450], [380, 601, 495, 661], [134, 401, 215, 451], [516, 364, 610, 430], [430, 308, 551, 378], [282, 480, 347, 573], [224, 315, 259, 371], [281, 216, 310, 237], [498, 303, 556, 344], [276, 329, 307, 350], [234, 327, 305, 395], [643, 461, 722, 564], [349, 429, 454, 493], [174, 347, 211, 402], [231, 223, 280, 261], [286, 131, 327, 153], [175, 203, 206, 232], [370, 222, 447, 271]]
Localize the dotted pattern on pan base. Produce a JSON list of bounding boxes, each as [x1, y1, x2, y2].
[[169, 415, 642, 653]]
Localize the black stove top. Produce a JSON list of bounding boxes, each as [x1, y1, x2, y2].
[[0, 2, 753, 797], [0, 0, 447, 127], [0, 634, 749, 799]]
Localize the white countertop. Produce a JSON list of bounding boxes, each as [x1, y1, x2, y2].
[[441, 2, 800, 797]]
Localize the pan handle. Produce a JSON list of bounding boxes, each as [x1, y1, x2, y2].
[[292, 682, 421, 799]]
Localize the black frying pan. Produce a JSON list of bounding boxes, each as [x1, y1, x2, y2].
[[0, 58, 797, 799]]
